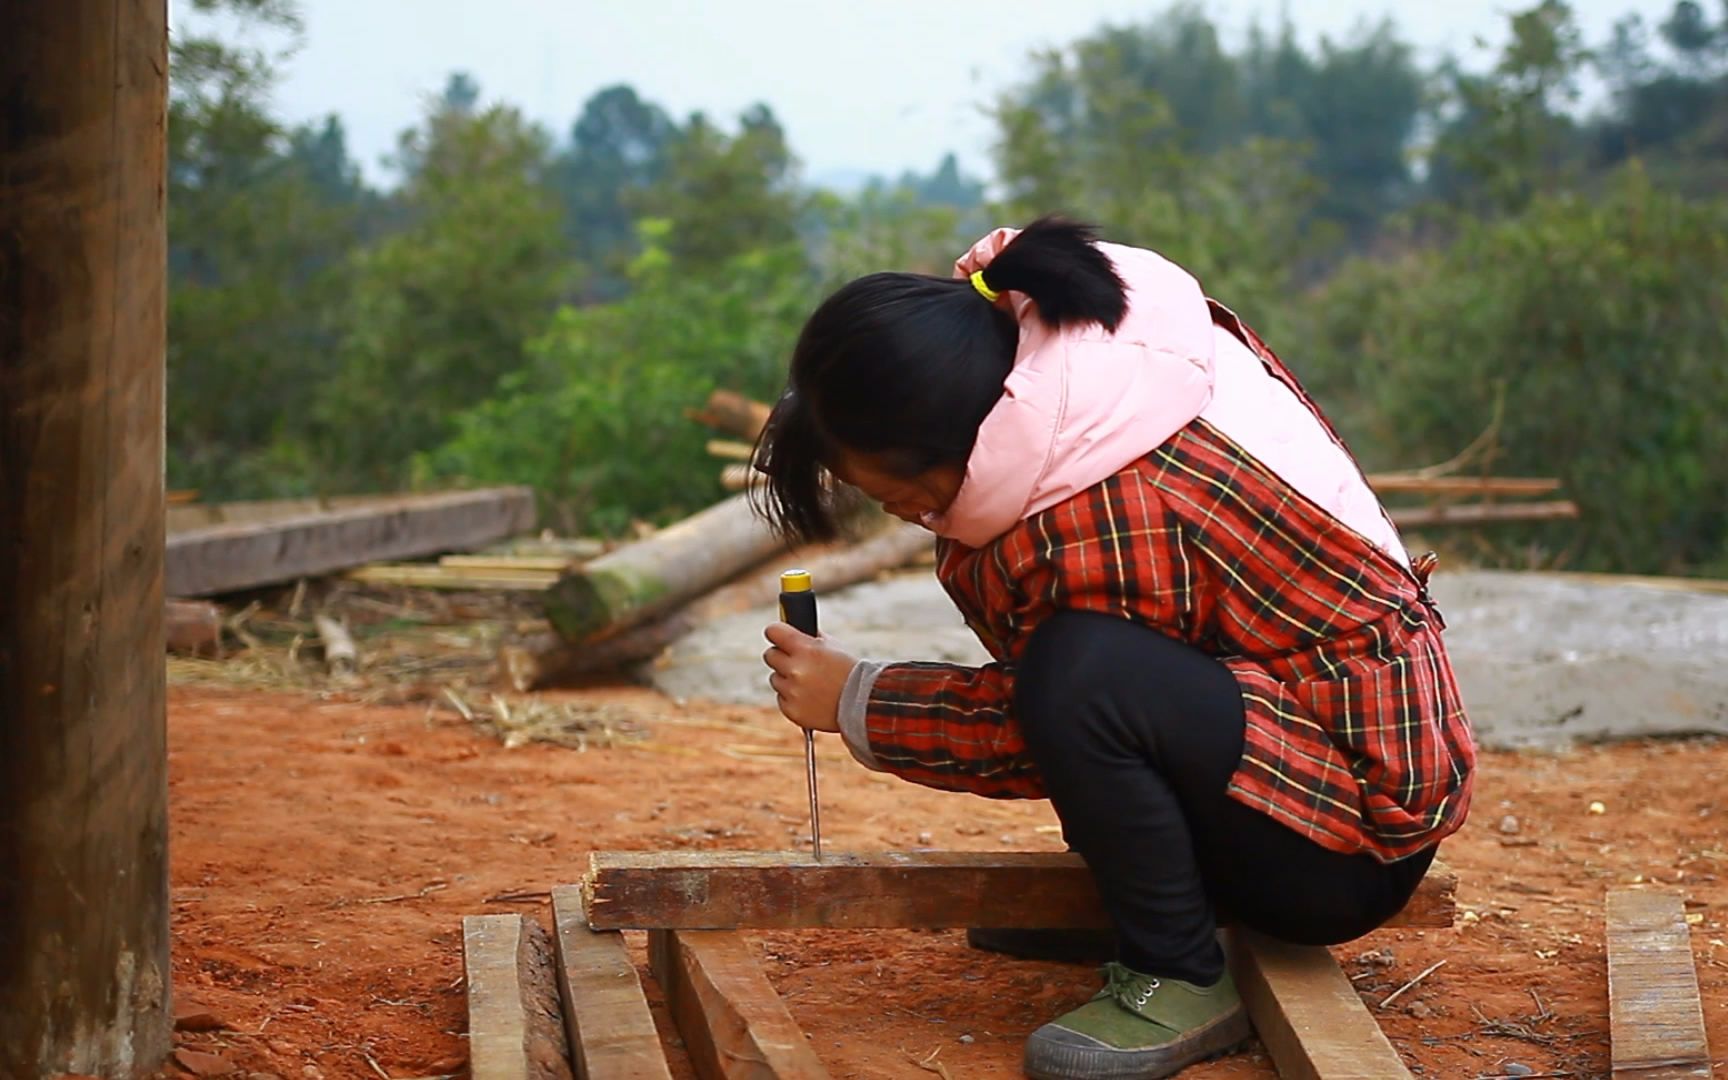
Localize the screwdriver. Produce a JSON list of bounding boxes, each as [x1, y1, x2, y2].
[[777, 569, 822, 862]]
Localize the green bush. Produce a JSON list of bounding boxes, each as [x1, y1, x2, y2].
[[1299, 167, 1728, 574], [425, 234, 817, 535]]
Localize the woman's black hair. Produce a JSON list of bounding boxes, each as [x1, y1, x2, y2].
[[753, 215, 1128, 541]]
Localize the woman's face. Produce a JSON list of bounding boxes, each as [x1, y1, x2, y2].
[[830, 451, 965, 528]]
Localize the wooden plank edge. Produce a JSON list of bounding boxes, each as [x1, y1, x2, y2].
[[549, 887, 673, 1080], [580, 852, 1454, 932], [1226, 928, 1414, 1080], [648, 930, 831, 1080], [463, 914, 575, 1080]]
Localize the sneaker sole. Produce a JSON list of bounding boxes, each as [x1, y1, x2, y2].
[[1022, 1006, 1253, 1080]]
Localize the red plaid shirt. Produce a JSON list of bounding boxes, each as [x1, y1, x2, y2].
[[860, 306, 1475, 860]]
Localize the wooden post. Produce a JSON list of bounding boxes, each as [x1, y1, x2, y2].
[[0, 2, 173, 1077]]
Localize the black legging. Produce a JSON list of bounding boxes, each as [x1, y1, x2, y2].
[[1015, 610, 1436, 984]]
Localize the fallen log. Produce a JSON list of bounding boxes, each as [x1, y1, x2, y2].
[[542, 494, 788, 644], [512, 521, 929, 688], [686, 389, 771, 442], [502, 615, 697, 692], [718, 464, 758, 493], [581, 851, 1457, 931], [166, 487, 536, 597], [313, 615, 358, 677], [165, 600, 223, 656]]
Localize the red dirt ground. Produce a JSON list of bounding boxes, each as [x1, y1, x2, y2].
[[155, 684, 1728, 1080]]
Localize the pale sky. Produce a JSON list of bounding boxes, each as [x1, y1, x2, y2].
[[174, 0, 1641, 188]]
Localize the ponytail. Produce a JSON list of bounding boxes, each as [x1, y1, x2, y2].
[[972, 216, 1127, 332], [752, 215, 1127, 542]]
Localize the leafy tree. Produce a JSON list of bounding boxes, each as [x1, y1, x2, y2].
[[636, 104, 805, 270], [314, 76, 569, 489], [1426, 1, 1592, 212], [427, 231, 816, 533], [166, 0, 367, 496], [1301, 169, 1728, 574], [992, 29, 1322, 323], [551, 85, 677, 298]]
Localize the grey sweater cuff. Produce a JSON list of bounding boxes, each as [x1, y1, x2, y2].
[[837, 660, 891, 772]]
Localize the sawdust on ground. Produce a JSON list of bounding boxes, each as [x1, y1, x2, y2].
[[157, 683, 1728, 1080]]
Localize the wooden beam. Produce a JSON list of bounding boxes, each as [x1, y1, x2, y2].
[[0, 2, 173, 1076], [463, 915, 576, 1080], [549, 887, 673, 1080], [1607, 890, 1714, 1079], [648, 931, 831, 1080], [582, 852, 1456, 931], [165, 487, 536, 596], [1226, 929, 1413, 1080], [1389, 499, 1578, 528]]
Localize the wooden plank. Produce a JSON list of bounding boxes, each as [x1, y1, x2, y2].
[[441, 555, 578, 572], [583, 852, 1456, 931], [347, 564, 560, 591], [463, 915, 576, 1080], [648, 931, 831, 1080], [1389, 499, 1578, 528], [1366, 474, 1561, 497], [549, 887, 673, 1080], [1226, 929, 1413, 1080], [1607, 890, 1714, 1079], [0, 3, 174, 1076], [165, 487, 536, 596]]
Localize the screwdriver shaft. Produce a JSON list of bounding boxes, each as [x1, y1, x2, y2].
[[804, 729, 821, 861]]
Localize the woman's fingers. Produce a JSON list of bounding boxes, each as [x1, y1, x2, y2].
[[763, 646, 794, 675]]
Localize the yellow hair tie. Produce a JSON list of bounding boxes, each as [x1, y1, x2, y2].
[[969, 269, 1001, 303]]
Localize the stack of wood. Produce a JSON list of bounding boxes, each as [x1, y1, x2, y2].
[[1372, 473, 1577, 528]]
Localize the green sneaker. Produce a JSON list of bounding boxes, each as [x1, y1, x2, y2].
[[1023, 962, 1251, 1079]]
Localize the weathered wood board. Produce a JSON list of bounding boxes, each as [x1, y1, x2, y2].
[[582, 852, 1455, 931], [464, 915, 575, 1080], [1607, 890, 1714, 1079], [549, 887, 673, 1080], [165, 487, 535, 596], [1226, 929, 1414, 1080]]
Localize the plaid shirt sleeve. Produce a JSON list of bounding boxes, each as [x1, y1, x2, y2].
[[861, 471, 1194, 799]]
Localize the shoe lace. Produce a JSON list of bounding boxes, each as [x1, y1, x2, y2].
[[1101, 961, 1162, 1011]]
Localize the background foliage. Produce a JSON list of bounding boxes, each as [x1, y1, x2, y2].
[[169, 1, 1728, 572]]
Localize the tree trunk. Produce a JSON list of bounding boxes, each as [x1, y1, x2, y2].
[[0, 3, 172, 1076], [542, 494, 790, 643]]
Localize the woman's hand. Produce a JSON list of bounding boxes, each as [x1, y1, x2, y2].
[[763, 623, 855, 734]]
